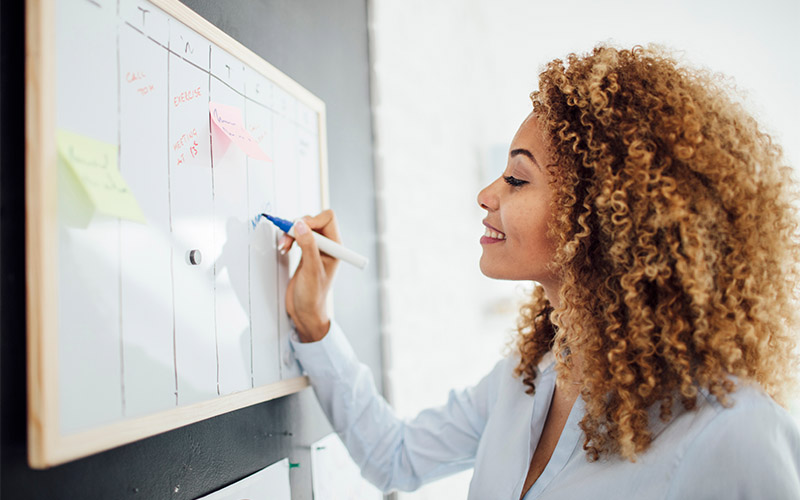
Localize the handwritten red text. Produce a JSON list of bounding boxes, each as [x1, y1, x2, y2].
[[126, 71, 146, 83], [173, 128, 198, 151], [126, 70, 156, 96], [174, 128, 200, 166], [173, 87, 202, 107], [248, 124, 268, 144]]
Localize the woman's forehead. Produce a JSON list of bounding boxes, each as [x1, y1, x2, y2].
[[511, 113, 547, 155]]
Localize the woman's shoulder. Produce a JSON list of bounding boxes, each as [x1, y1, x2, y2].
[[686, 381, 800, 454], [665, 381, 800, 499], [696, 381, 798, 434]]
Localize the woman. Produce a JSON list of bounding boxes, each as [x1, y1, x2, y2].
[[283, 45, 800, 498]]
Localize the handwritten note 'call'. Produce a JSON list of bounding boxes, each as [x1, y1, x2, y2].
[[209, 102, 271, 162], [57, 130, 146, 223]]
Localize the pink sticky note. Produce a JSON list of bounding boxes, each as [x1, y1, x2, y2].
[[209, 101, 271, 162]]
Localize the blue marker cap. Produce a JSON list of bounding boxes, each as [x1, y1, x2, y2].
[[260, 213, 294, 233]]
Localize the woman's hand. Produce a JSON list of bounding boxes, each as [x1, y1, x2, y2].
[[283, 210, 341, 342]]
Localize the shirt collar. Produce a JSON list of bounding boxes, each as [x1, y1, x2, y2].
[[537, 350, 556, 375]]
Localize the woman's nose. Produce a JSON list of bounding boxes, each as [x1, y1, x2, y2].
[[477, 177, 501, 211]]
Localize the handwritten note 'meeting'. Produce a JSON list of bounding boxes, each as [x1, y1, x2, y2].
[[209, 102, 271, 162], [57, 130, 146, 223]]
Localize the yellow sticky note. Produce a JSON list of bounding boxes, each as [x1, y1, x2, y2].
[[56, 130, 146, 223]]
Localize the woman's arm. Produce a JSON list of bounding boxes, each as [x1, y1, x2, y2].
[[292, 325, 507, 492]]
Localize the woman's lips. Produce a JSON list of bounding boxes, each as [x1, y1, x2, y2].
[[480, 235, 504, 244], [480, 225, 506, 244]]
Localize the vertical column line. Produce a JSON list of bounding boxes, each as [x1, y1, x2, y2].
[[245, 87, 255, 388], [208, 45, 220, 396], [166, 19, 179, 407], [272, 97, 283, 380], [116, 0, 126, 417]]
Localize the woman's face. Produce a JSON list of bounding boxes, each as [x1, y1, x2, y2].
[[477, 113, 559, 287]]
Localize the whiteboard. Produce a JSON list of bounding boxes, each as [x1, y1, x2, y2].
[[26, 0, 327, 468]]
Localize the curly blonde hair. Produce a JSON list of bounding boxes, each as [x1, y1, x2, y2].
[[515, 45, 800, 461]]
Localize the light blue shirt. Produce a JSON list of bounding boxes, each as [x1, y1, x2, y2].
[[291, 322, 800, 499]]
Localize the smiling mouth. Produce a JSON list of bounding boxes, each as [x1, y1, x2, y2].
[[481, 226, 506, 244]]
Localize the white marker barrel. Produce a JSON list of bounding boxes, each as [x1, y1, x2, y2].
[[288, 226, 369, 270]]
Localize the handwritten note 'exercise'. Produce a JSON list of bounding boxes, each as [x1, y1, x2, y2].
[[209, 101, 271, 162], [57, 130, 146, 223]]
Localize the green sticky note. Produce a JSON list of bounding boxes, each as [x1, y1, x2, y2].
[[56, 130, 146, 223]]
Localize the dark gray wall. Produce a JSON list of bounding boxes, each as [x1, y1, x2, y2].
[[0, 1, 381, 498]]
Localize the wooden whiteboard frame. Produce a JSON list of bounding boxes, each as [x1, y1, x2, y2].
[[25, 0, 330, 468]]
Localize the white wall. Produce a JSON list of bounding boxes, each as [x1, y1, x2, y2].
[[368, 1, 800, 498]]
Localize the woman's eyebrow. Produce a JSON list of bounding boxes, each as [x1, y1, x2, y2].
[[510, 148, 541, 171]]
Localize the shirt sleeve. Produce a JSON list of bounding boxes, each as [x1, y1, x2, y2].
[[291, 322, 508, 493], [665, 388, 800, 500]]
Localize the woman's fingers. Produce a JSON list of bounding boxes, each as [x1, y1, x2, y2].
[[276, 209, 341, 259], [291, 220, 324, 275], [278, 233, 293, 255], [304, 211, 341, 275], [304, 209, 341, 244]]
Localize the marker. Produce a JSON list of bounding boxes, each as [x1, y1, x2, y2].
[[259, 213, 369, 270]]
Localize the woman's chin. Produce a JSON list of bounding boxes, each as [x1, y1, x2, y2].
[[478, 258, 513, 280], [478, 257, 494, 278], [479, 257, 552, 283]]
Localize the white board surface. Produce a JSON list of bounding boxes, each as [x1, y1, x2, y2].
[[26, 0, 328, 467]]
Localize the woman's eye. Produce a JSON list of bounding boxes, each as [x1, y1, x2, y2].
[[503, 175, 528, 187]]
